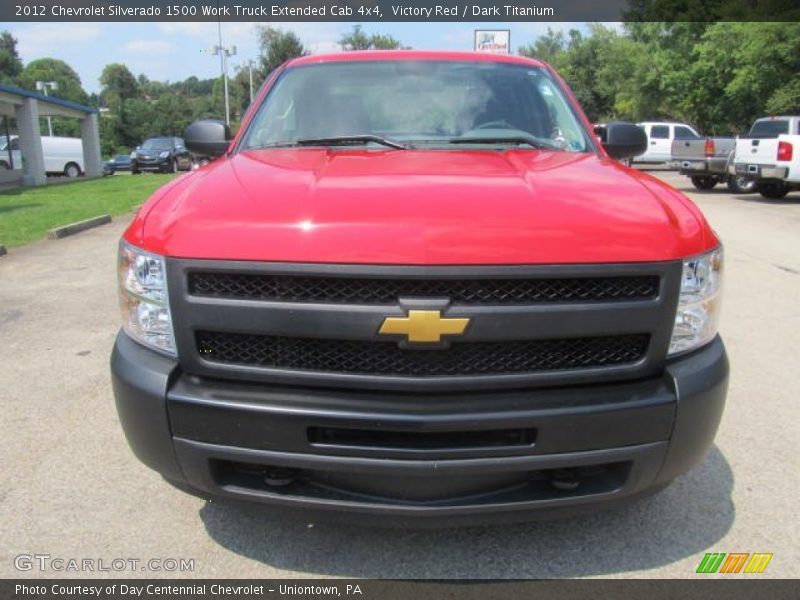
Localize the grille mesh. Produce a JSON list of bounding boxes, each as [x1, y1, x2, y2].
[[196, 331, 649, 377], [188, 272, 659, 305]]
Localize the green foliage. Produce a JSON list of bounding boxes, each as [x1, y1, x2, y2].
[[15, 58, 91, 136], [0, 30, 23, 83], [17, 58, 89, 104], [99, 63, 139, 105], [95, 60, 225, 157], [339, 25, 407, 51], [519, 21, 800, 133], [518, 28, 567, 66], [255, 26, 307, 77]]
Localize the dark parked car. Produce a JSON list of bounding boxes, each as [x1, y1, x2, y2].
[[104, 154, 133, 174], [131, 137, 193, 174]]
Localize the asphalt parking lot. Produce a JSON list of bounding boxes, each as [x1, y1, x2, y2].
[[0, 169, 798, 579]]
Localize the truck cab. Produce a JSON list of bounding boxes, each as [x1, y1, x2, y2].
[[111, 52, 727, 524], [633, 121, 701, 163]]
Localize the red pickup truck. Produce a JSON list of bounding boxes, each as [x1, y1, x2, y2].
[[112, 51, 728, 525]]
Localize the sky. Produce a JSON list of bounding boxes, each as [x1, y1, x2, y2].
[[0, 21, 606, 94]]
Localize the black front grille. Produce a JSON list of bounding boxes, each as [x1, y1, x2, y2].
[[196, 331, 649, 377], [188, 272, 660, 305]]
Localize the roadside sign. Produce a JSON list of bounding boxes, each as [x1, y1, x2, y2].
[[474, 30, 511, 54]]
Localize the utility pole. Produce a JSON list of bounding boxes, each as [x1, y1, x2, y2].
[[209, 21, 237, 125], [248, 59, 254, 104], [35, 80, 58, 136]]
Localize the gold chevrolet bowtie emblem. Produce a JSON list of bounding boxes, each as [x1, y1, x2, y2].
[[378, 310, 470, 343]]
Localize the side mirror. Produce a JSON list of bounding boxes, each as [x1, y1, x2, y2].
[[185, 119, 232, 158], [602, 121, 647, 160]]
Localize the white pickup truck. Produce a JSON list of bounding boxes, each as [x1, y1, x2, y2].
[[732, 116, 800, 199]]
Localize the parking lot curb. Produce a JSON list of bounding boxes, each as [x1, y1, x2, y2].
[[0, 245, 6, 257], [47, 214, 112, 240]]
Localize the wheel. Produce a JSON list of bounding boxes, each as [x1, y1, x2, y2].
[[757, 181, 790, 199], [63, 162, 81, 178], [169, 158, 178, 173], [691, 175, 717, 190], [0, 160, 9, 170], [726, 175, 756, 194]]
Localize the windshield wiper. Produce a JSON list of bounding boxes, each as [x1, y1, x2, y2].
[[295, 135, 408, 150], [446, 135, 560, 150]]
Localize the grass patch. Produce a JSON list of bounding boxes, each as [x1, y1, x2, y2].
[[0, 174, 177, 248]]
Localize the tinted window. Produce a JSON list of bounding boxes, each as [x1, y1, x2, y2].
[[242, 60, 593, 153], [675, 126, 700, 140], [650, 125, 670, 139], [749, 120, 789, 138]]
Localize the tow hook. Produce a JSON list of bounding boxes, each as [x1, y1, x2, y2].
[[548, 468, 580, 491], [264, 467, 298, 487]]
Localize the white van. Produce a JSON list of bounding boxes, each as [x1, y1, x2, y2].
[[0, 135, 85, 177], [633, 122, 701, 163]]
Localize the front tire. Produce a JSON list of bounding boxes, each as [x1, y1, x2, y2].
[[691, 175, 718, 190], [64, 162, 81, 178], [758, 181, 790, 199]]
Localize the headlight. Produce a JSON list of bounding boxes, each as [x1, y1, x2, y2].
[[130, 152, 136, 159], [669, 247, 723, 356], [159, 150, 170, 158], [118, 241, 176, 355]]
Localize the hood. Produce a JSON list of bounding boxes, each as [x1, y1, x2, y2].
[[129, 148, 713, 264]]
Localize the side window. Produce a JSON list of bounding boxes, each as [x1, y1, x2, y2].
[[675, 126, 699, 140], [650, 125, 670, 139]]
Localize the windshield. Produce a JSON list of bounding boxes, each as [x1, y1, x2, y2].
[[140, 138, 173, 151], [749, 119, 789, 138], [241, 60, 592, 152]]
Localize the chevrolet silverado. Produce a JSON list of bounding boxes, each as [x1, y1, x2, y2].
[[671, 135, 755, 193], [111, 52, 728, 525]]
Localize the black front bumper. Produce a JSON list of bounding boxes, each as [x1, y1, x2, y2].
[[133, 158, 170, 171], [111, 332, 728, 524]]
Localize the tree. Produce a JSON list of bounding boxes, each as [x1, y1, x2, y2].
[[255, 26, 307, 78], [16, 58, 90, 136], [518, 28, 567, 66], [98, 63, 140, 151], [0, 31, 23, 83], [339, 25, 406, 51], [680, 22, 800, 132], [99, 63, 139, 106], [17, 58, 89, 104]]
